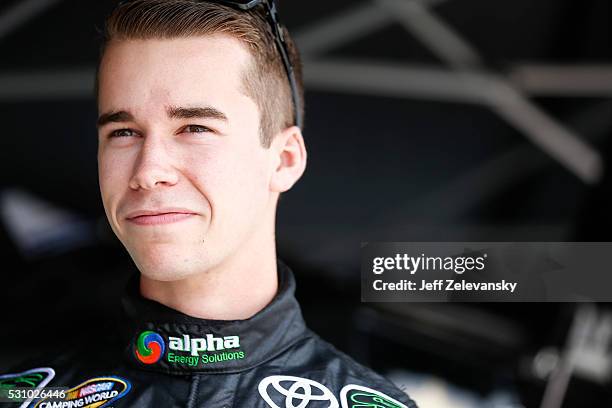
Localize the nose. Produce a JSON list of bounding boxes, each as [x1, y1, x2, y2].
[[128, 136, 179, 191]]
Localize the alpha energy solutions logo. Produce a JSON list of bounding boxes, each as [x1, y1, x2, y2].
[[135, 331, 245, 367], [135, 331, 165, 364]]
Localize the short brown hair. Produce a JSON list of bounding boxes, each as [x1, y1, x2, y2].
[[99, 0, 304, 147]]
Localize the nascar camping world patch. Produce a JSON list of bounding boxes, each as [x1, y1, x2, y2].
[[35, 376, 131, 408]]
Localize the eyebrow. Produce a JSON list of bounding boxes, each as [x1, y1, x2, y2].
[[97, 111, 134, 128], [96, 105, 229, 128], [167, 105, 228, 122]]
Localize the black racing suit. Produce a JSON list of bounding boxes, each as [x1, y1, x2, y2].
[[1, 260, 418, 408]]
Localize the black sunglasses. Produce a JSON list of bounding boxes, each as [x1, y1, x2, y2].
[[116, 0, 303, 129]]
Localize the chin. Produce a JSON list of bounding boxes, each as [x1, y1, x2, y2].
[[128, 243, 214, 282]]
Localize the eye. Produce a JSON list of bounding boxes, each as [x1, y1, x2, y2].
[[182, 125, 212, 134], [109, 128, 137, 138]]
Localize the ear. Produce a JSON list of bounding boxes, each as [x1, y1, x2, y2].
[[269, 125, 307, 193]]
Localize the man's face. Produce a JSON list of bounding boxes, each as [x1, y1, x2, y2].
[[97, 35, 274, 281]]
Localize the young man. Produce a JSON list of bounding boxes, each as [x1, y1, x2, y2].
[[1, 1, 418, 407]]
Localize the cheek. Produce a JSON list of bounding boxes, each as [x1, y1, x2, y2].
[[184, 147, 269, 214], [98, 150, 131, 205]]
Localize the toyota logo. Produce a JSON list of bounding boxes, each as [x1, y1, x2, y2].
[[258, 375, 339, 408]]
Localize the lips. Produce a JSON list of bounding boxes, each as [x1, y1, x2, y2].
[[126, 208, 198, 226]]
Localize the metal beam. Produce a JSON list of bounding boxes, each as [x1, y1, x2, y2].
[[511, 65, 612, 96], [376, 0, 482, 69], [0, 0, 63, 41], [304, 59, 488, 102], [489, 83, 603, 184], [293, 2, 393, 57], [0, 69, 94, 101]]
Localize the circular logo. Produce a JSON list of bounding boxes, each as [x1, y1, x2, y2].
[[135, 331, 165, 364], [258, 375, 339, 408]]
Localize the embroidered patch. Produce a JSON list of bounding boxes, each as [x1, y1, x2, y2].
[[134, 330, 245, 368], [340, 384, 408, 408], [258, 375, 339, 408], [35, 376, 131, 408]]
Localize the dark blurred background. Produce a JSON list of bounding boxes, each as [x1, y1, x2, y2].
[[1, 0, 612, 407]]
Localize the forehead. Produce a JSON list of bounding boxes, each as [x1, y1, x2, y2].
[[97, 34, 254, 115]]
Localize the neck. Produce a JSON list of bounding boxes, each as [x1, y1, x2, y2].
[[139, 229, 278, 321]]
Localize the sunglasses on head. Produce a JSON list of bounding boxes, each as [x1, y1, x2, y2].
[[116, 0, 303, 129]]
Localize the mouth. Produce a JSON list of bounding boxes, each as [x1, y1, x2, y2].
[[126, 209, 198, 226]]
